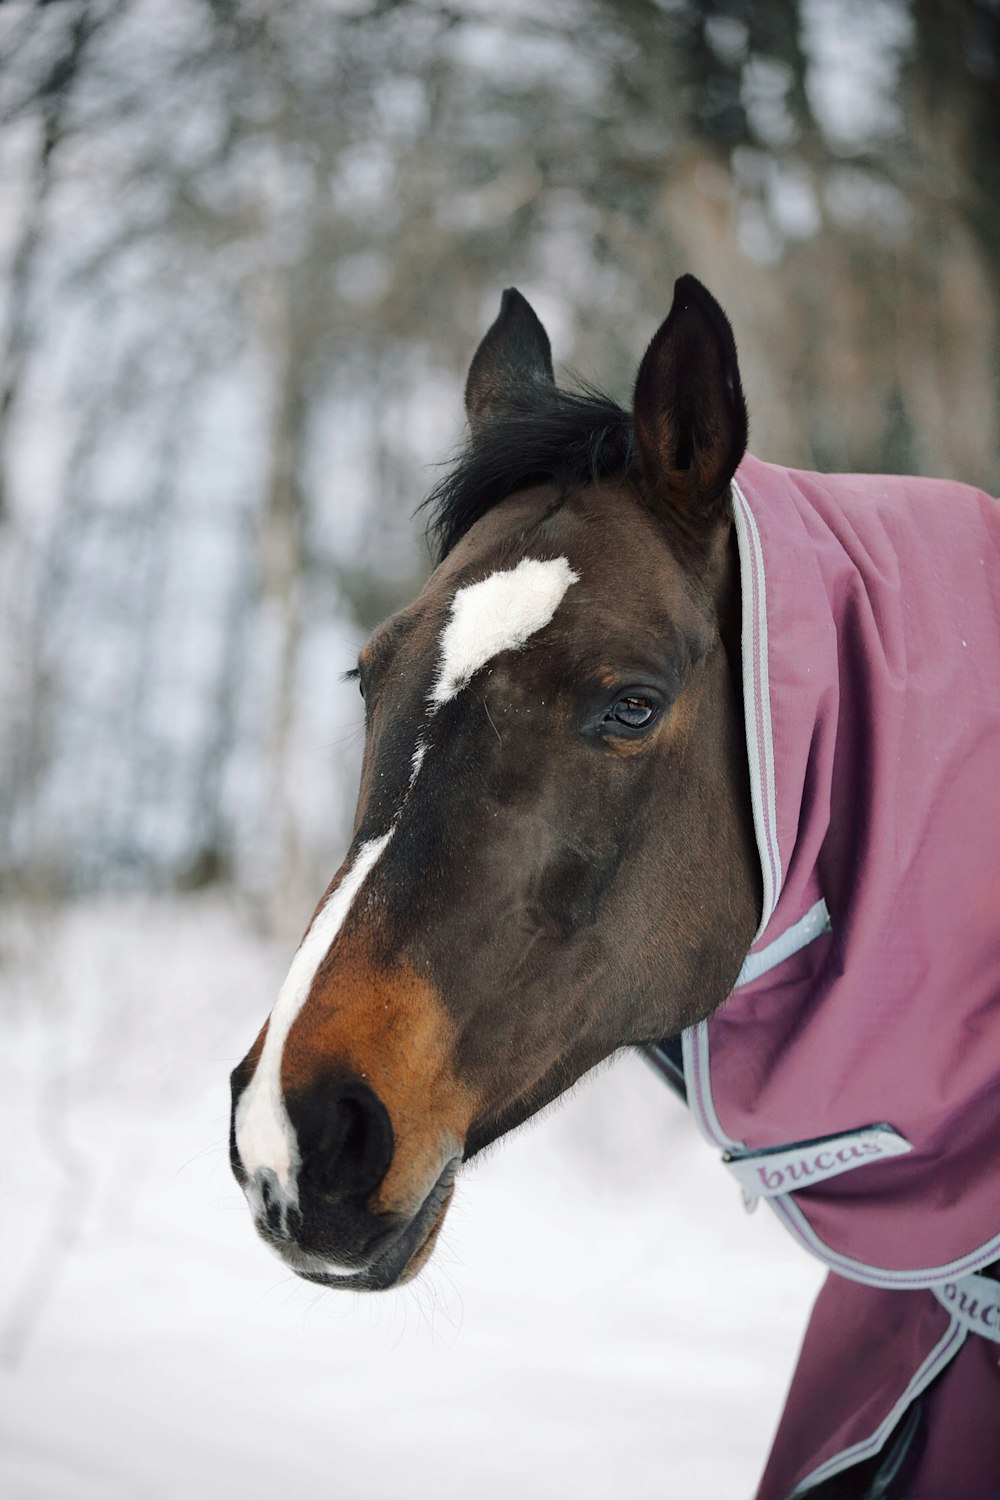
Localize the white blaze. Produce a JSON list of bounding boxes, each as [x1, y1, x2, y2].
[[234, 834, 391, 1198], [430, 556, 579, 705], [236, 555, 579, 1206]]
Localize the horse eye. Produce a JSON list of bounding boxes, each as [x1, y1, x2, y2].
[[608, 696, 657, 729]]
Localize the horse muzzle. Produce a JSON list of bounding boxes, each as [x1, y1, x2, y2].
[[286, 1158, 459, 1291], [229, 1067, 460, 1289]]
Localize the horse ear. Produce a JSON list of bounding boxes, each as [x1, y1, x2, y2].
[[633, 275, 748, 523], [465, 288, 555, 434]]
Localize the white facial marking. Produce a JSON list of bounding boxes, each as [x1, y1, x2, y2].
[[238, 554, 580, 1216], [430, 556, 579, 705], [234, 833, 392, 1205]]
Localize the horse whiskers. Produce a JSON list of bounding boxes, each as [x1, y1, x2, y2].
[[480, 695, 502, 747]]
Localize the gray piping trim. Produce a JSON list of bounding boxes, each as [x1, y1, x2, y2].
[[732, 480, 782, 940], [768, 1192, 1000, 1289], [684, 899, 831, 1151], [682, 1023, 744, 1153], [790, 1318, 966, 1494], [734, 898, 831, 988]]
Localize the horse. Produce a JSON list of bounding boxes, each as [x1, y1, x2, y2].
[[230, 276, 1000, 1499]]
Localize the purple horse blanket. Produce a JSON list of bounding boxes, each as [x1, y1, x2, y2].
[[678, 455, 1000, 1495]]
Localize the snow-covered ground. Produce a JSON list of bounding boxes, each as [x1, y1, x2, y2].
[[0, 897, 823, 1500]]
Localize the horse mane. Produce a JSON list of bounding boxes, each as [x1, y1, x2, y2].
[[423, 384, 636, 563]]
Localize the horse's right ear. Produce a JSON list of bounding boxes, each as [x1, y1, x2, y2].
[[465, 288, 555, 436], [633, 275, 748, 526]]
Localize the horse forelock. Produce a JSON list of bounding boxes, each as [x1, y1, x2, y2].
[[423, 385, 634, 562]]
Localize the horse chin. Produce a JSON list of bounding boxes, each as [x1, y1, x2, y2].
[[389, 1184, 452, 1285], [288, 1163, 457, 1293]]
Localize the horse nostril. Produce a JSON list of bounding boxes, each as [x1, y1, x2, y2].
[[288, 1077, 394, 1202]]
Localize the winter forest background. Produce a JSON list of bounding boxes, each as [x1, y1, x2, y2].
[[0, 3, 997, 1498], [2, 0, 998, 907]]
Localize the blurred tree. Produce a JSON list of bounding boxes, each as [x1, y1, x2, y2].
[[0, 0, 996, 912]]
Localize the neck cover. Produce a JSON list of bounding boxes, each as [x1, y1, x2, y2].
[[679, 455, 1000, 1495]]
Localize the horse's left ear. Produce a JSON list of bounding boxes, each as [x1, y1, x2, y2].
[[465, 288, 555, 435], [633, 275, 748, 524]]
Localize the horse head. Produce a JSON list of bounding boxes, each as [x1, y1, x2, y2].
[[230, 276, 762, 1289]]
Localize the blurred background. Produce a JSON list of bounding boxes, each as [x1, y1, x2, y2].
[[0, 2, 996, 1497]]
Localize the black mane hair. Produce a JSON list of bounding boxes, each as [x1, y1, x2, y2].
[[422, 384, 636, 563]]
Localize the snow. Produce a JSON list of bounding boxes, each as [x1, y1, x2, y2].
[[0, 897, 823, 1499]]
